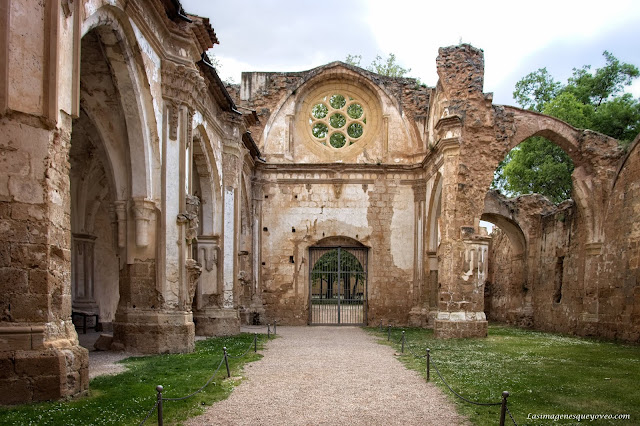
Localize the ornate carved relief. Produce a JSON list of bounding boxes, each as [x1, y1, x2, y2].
[[461, 238, 490, 287], [185, 258, 202, 310], [177, 194, 201, 245], [162, 61, 220, 124], [168, 102, 179, 140]]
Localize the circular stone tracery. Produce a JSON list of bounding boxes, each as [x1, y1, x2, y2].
[[309, 93, 367, 149]]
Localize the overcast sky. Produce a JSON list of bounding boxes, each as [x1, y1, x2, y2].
[[180, 0, 640, 106]]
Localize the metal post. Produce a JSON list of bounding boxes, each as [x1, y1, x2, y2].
[[499, 391, 510, 426], [387, 325, 391, 341], [254, 333, 257, 353], [223, 347, 230, 378], [267, 324, 271, 339], [274, 320, 277, 335], [401, 331, 405, 353], [379, 320, 382, 331], [156, 385, 164, 426], [426, 348, 430, 381]]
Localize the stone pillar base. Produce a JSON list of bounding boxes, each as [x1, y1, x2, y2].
[[112, 310, 194, 354], [194, 308, 240, 336], [407, 307, 430, 327], [434, 312, 488, 338], [0, 326, 89, 405]]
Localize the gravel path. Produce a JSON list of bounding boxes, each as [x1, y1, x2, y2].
[[88, 351, 130, 379], [187, 326, 468, 426]]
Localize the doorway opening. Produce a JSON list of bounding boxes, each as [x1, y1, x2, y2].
[[309, 246, 368, 325]]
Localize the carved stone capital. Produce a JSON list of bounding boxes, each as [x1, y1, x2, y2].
[[131, 198, 156, 247], [197, 236, 220, 272], [161, 61, 208, 106]]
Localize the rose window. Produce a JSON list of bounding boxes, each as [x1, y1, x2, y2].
[[309, 94, 366, 149]]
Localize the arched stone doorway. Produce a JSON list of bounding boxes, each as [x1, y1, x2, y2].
[[308, 237, 368, 325]]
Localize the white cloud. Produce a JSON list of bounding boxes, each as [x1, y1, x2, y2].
[[182, 0, 640, 104]]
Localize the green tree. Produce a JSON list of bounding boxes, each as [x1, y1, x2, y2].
[[345, 53, 412, 78], [493, 52, 640, 203]]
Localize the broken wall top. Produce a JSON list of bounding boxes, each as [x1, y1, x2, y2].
[[236, 62, 433, 165]]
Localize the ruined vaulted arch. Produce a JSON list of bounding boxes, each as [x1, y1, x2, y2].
[[499, 106, 589, 171], [81, 5, 158, 200], [481, 191, 527, 257]]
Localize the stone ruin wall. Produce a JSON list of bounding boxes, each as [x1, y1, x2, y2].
[[238, 63, 434, 326], [256, 172, 418, 326], [486, 140, 640, 342]]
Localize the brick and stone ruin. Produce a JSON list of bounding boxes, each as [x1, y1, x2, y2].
[[1, 0, 638, 404]]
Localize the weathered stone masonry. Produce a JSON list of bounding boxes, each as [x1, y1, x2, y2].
[[1, 0, 638, 406]]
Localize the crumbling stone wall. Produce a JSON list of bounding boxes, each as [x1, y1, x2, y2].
[[255, 170, 418, 325], [486, 139, 640, 344]]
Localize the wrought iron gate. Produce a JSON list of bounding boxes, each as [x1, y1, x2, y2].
[[309, 246, 368, 325]]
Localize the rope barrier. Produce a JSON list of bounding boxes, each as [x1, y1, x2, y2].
[[382, 325, 515, 425], [226, 338, 256, 359], [405, 345, 426, 358], [162, 357, 226, 402], [138, 332, 266, 425], [429, 355, 501, 406], [138, 400, 160, 426], [506, 406, 518, 426]]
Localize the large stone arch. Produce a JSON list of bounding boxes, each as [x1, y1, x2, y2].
[[500, 107, 592, 170], [490, 106, 623, 244], [77, 6, 166, 353], [81, 5, 157, 200]]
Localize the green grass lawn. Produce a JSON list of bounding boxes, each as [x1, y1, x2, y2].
[[0, 333, 267, 426], [370, 325, 640, 426]]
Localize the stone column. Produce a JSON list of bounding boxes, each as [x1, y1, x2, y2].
[[71, 233, 98, 313], [131, 197, 156, 247], [408, 183, 429, 326], [112, 101, 194, 354], [193, 236, 225, 335], [433, 137, 488, 338], [0, 115, 88, 404]]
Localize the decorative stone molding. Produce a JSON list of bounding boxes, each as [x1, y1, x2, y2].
[[437, 311, 486, 321], [161, 61, 220, 124], [413, 182, 427, 202], [131, 198, 156, 247], [461, 238, 490, 287], [168, 101, 179, 140], [197, 237, 219, 272], [585, 242, 603, 256], [434, 114, 462, 141]]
